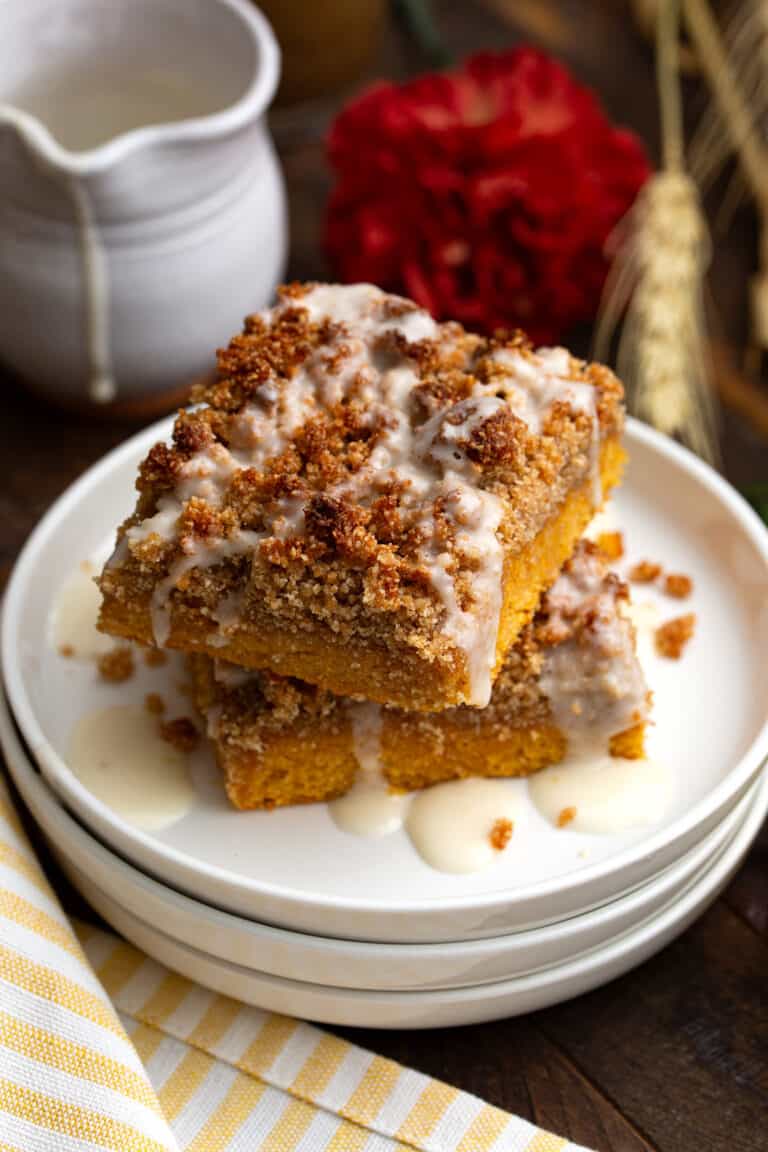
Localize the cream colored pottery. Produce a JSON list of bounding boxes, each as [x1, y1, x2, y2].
[[0, 0, 285, 408]]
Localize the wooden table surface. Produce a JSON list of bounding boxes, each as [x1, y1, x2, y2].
[[2, 3, 766, 1150]]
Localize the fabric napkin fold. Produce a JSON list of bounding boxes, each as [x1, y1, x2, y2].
[[0, 773, 590, 1152]]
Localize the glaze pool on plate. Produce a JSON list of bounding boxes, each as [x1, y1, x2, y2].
[[0, 694, 752, 990], [53, 768, 768, 1028], [3, 417, 768, 941]]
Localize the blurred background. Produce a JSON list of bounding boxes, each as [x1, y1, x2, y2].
[[1, 0, 766, 584]]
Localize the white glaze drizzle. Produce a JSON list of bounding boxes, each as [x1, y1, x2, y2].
[[584, 500, 619, 542], [528, 537, 662, 835], [539, 548, 648, 744], [528, 754, 673, 834], [212, 660, 255, 689], [52, 564, 113, 660], [490, 346, 602, 504], [120, 284, 602, 705], [68, 704, 195, 831], [406, 778, 521, 873], [330, 703, 406, 837]]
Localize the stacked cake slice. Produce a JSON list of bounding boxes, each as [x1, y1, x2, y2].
[[98, 282, 649, 810]]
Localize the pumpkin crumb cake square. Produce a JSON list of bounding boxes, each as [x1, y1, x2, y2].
[[98, 282, 626, 711], [189, 543, 650, 810]]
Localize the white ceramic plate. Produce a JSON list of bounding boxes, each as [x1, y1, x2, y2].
[[57, 767, 768, 1028], [4, 417, 768, 941], [0, 687, 751, 990]]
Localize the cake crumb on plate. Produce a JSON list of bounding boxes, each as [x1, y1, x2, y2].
[[664, 573, 693, 599], [629, 560, 662, 584], [97, 646, 134, 683], [143, 647, 167, 668], [596, 531, 624, 560], [489, 818, 514, 851], [159, 716, 199, 753], [655, 614, 696, 659]]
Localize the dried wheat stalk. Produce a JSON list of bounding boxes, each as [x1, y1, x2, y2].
[[595, 0, 719, 462], [687, 0, 768, 202], [683, 0, 768, 362]]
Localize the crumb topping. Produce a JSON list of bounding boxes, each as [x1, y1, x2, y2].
[[664, 572, 693, 599], [629, 560, 662, 584], [59, 644, 74, 659], [655, 614, 696, 659], [102, 283, 623, 708], [145, 692, 165, 715], [596, 531, 624, 560], [159, 716, 200, 753], [97, 647, 134, 683], [557, 806, 577, 828], [489, 817, 514, 851], [192, 542, 648, 756], [535, 542, 647, 744], [143, 647, 168, 668]]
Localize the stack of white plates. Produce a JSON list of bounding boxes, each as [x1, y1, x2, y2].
[[3, 418, 768, 1029]]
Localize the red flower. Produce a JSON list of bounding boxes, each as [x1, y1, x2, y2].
[[324, 48, 650, 343]]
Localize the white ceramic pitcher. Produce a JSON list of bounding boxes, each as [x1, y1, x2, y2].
[[0, 0, 285, 411]]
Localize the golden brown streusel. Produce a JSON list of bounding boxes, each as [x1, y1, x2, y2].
[[596, 531, 624, 560], [655, 614, 696, 659], [190, 543, 650, 805], [99, 283, 626, 710], [97, 647, 135, 683], [159, 717, 199, 753], [629, 560, 662, 584], [143, 647, 168, 668], [664, 573, 693, 599], [489, 818, 514, 851]]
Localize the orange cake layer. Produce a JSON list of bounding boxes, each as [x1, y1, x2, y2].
[[100, 282, 625, 711], [190, 543, 650, 810]]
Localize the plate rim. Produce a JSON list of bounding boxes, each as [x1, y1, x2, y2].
[[0, 683, 752, 975], [62, 763, 768, 1009], [3, 414, 768, 919]]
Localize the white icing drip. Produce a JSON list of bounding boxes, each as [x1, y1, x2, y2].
[[584, 500, 619, 542], [540, 550, 648, 747], [52, 565, 113, 660], [529, 755, 673, 834], [150, 527, 263, 647], [126, 440, 243, 567], [115, 286, 600, 699], [419, 395, 507, 470], [128, 498, 180, 544], [406, 778, 522, 873], [350, 701, 383, 773], [270, 495, 306, 540], [490, 346, 602, 504], [330, 703, 407, 837], [417, 473, 504, 707], [205, 703, 223, 740], [213, 660, 256, 689], [298, 282, 439, 345], [620, 597, 660, 666], [69, 705, 195, 831], [211, 588, 247, 637]]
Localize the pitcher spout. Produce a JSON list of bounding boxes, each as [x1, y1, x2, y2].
[[0, 0, 285, 410], [0, 0, 279, 177]]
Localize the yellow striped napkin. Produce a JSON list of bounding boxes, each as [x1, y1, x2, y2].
[[0, 774, 590, 1152]]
